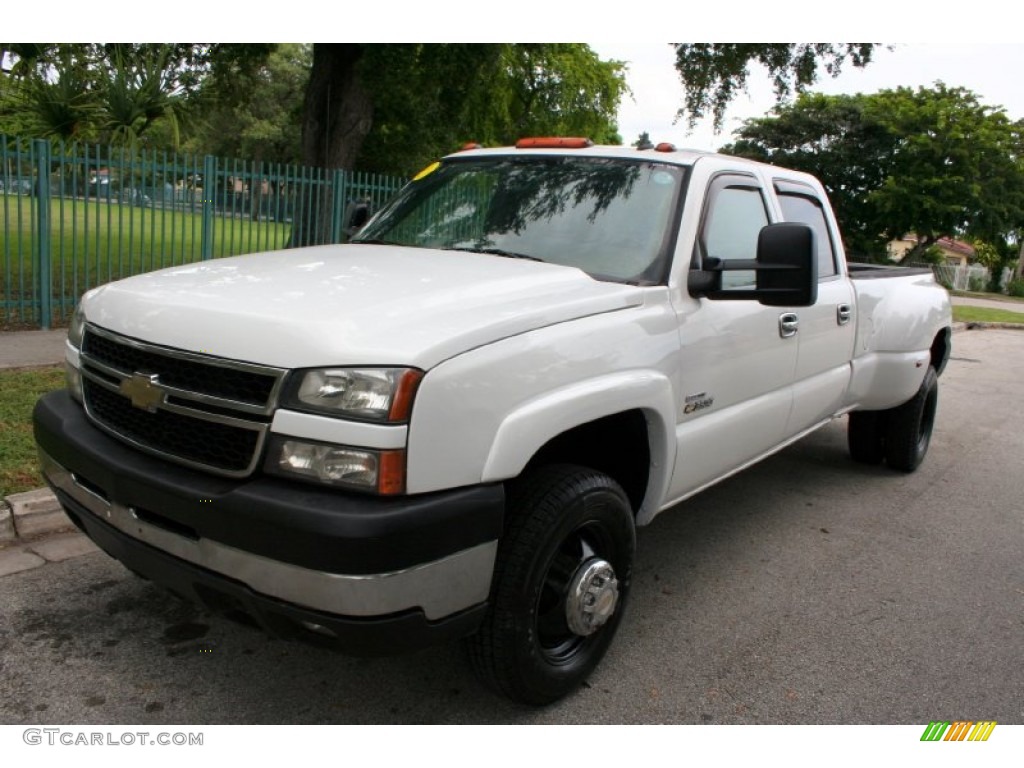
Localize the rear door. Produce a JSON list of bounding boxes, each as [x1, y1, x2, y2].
[[774, 180, 856, 434]]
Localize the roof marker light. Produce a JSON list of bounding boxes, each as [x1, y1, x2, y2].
[[516, 137, 594, 149], [655, 142, 677, 152]]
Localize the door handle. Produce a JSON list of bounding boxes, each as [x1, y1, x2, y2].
[[837, 303, 852, 325], [779, 313, 799, 338]]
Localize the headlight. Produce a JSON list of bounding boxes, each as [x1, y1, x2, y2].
[[66, 305, 86, 402], [65, 360, 84, 403], [284, 367, 422, 422], [68, 305, 86, 349], [269, 438, 406, 495]]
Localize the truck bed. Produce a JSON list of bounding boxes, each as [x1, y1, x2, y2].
[[847, 262, 935, 280]]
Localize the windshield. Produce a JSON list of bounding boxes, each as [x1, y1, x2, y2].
[[354, 156, 687, 284]]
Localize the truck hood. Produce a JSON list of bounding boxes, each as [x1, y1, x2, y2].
[[82, 244, 644, 369]]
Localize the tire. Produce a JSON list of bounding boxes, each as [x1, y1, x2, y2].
[[466, 465, 635, 705], [883, 365, 939, 472], [848, 411, 887, 465]]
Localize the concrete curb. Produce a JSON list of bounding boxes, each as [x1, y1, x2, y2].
[[961, 321, 1024, 331], [949, 321, 1024, 333], [2, 487, 74, 543], [0, 503, 15, 543]]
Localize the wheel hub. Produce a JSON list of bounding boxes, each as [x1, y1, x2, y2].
[[565, 558, 619, 636]]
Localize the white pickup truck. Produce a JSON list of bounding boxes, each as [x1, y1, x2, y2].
[[34, 140, 952, 704]]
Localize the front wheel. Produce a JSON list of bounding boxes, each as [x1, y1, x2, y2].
[[465, 465, 635, 705]]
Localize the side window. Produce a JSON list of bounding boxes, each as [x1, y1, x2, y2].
[[698, 178, 770, 288], [777, 190, 837, 278]]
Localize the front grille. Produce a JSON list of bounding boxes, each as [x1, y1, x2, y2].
[[84, 380, 260, 473], [79, 326, 285, 477], [83, 331, 276, 407]]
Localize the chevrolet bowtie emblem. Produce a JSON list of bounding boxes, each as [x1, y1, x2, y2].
[[119, 372, 165, 412]]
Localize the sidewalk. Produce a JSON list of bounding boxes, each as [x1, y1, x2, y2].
[[0, 328, 68, 369], [949, 294, 1024, 312], [0, 531, 100, 577]]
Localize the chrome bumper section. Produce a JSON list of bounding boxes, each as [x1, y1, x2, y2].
[[40, 449, 496, 621]]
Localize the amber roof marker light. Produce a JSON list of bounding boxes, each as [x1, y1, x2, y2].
[[516, 137, 594, 149]]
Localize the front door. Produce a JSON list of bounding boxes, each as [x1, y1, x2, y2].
[[666, 173, 799, 504]]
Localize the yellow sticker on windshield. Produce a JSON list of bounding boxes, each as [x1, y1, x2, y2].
[[412, 161, 440, 182]]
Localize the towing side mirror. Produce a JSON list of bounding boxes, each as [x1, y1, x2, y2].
[[687, 222, 818, 307], [342, 198, 373, 240], [754, 223, 818, 306]]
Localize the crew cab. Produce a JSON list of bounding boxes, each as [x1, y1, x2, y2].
[[34, 139, 952, 704]]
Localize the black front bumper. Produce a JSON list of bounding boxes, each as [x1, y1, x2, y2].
[[33, 390, 504, 654]]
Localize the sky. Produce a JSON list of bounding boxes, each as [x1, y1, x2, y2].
[[590, 43, 1024, 152]]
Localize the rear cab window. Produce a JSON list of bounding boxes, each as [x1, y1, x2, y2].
[[774, 179, 838, 279]]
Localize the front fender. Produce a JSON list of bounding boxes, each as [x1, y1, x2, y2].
[[482, 371, 676, 519], [404, 295, 681, 500]]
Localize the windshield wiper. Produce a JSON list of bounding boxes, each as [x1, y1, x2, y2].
[[349, 238, 401, 246], [443, 246, 545, 263]]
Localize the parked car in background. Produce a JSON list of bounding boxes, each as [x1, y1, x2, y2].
[[0, 176, 33, 195]]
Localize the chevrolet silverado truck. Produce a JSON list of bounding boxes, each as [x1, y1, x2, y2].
[[34, 139, 952, 705]]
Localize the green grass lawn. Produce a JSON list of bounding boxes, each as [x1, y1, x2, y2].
[[1, 197, 292, 325], [0, 365, 65, 497], [952, 305, 1024, 324]]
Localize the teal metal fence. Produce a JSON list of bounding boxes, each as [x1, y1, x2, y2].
[[0, 135, 406, 329]]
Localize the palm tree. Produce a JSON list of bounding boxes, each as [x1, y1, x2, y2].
[[96, 45, 187, 148], [2, 44, 189, 148], [13, 65, 98, 141], [2, 44, 98, 141]]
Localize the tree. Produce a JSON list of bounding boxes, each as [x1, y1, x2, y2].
[[721, 92, 896, 257], [722, 85, 1024, 261], [864, 84, 1024, 254], [6, 60, 97, 141], [291, 43, 627, 246], [1, 44, 97, 140], [672, 43, 879, 129], [94, 45, 189, 147], [0, 44, 274, 149], [300, 44, 626, 178], [185, 44, 309, 164], [480, 44, 625, 145]]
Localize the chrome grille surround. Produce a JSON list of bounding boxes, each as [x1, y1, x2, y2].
[[79, 324, 287, 478]]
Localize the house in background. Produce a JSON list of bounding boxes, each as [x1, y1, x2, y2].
[[888, 235, 976, 266]]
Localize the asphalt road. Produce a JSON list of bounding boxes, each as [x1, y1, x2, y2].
[[1, 328, 1022, 725]]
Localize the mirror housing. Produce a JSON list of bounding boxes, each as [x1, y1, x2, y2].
[[342, 198, 373, 240], [687, 222, 818, 307]]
